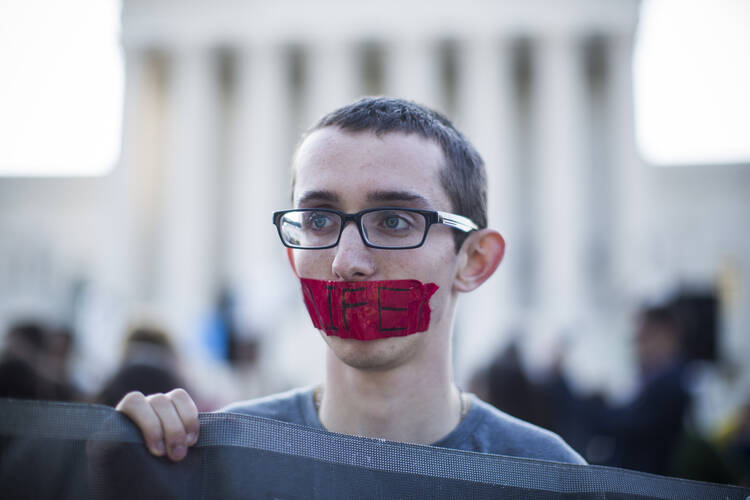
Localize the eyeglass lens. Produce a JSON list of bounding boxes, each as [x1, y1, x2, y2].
[[278, 210, 428, 248]]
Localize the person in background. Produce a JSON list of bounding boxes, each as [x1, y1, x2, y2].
[[0, 320, 75, 401], [96, 326, 188, 408], [46, 325, 79, 401], [543, 306, 691, 475]]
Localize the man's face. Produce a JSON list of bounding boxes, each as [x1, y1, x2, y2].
[[635, 322, 679, 374], [290, 127, 463, 370]]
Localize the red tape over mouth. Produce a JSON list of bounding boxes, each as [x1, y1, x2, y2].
[[300, 278, 439, 341]]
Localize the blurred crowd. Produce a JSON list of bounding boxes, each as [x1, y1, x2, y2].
[[0, 317, 259, 410], [1, 298, 748, 486], [469, 301, 750, 485], [0, 322, 186, 406]]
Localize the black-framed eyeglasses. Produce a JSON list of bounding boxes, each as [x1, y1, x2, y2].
[[272, 207, 478, 250]]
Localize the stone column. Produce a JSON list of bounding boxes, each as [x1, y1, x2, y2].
[[158, 46, 219, 348], [89, 47, 163, 375], [532, 33, 589, 337], [453, 35, 518, 378], [384, 37, 441, 110], [304, 39, 359, 128], [607, 33, 646, 296], [226, 42, 292, 336], [102, 48, 160, 302]]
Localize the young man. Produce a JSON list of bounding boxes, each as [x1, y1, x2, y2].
[[117, 97, 585, 465]]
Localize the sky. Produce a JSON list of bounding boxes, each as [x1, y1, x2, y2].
[[0, 0, 748, 176], [633, 0, 750, 166], [0, 0, 123, 176]]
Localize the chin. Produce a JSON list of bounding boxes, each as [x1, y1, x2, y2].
[[321, 332, 422, 371]]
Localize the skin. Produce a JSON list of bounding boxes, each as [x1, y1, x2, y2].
[[635, 323, 680, 377], [116, 126, 505, 461]]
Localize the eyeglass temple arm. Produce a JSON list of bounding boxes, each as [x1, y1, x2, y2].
[[436, 211, 478, 232]]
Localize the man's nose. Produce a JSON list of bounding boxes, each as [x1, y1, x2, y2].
[[331, 222, 376, 280]]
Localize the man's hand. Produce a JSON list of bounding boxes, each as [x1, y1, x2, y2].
[[115, 388, 199, 461]]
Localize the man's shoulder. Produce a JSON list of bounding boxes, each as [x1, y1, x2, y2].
[[442, 395, 586, 465], [219, 386, 318, 427]]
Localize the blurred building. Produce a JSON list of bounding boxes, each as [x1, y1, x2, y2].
[[0, 0, 749, 414]]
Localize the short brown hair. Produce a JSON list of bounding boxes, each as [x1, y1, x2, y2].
[[293, 97, 487, 251]]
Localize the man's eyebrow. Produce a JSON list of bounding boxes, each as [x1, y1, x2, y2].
[[367, 190, 430, 205], [297, 190, 339, 205]]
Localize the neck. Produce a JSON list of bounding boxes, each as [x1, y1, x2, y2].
[[318, 329, 462, 444]]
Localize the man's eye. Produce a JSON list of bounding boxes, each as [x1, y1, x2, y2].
[[312, 216, 328, 228], [374, 212, 415, 232], [305, 213, 333, 230], [383, 216, 408, 230]]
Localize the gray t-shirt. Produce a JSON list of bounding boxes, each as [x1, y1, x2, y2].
[[222, 386, 585, 465]]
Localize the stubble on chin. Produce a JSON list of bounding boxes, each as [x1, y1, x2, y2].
[[321, 332, 423, 372]]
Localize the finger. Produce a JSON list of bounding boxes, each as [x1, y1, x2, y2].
[[116, 391, 166, 457], [146, 393, 189, 461], [167, 388, 199, 446]]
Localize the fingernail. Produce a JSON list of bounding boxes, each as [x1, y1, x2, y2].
[[171, 444, 186, 460], [152, 441, 165, 455], [187, 432, 197, 445]]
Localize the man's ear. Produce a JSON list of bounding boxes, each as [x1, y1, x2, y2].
[[453, 229, 505, 293], [286, 248, 298, 277]]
